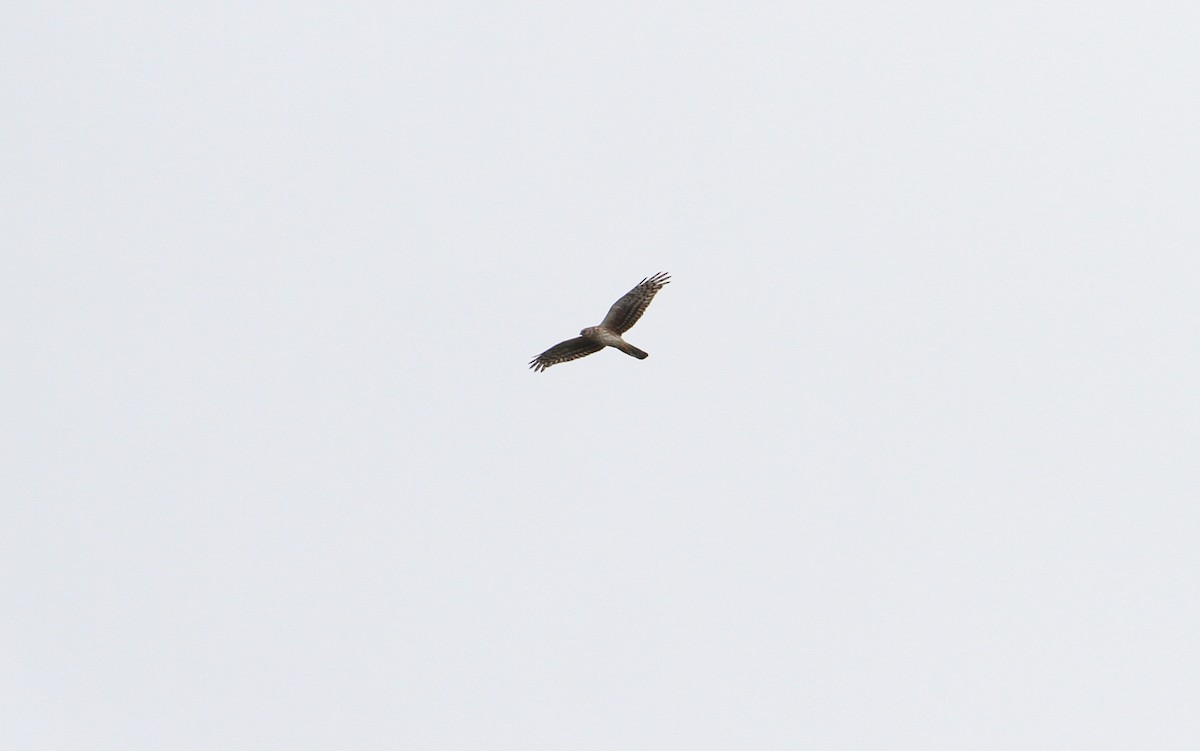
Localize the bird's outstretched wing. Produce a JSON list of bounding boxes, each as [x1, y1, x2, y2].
[[529, 337, 605, 372], [600, 272, 670, 334]]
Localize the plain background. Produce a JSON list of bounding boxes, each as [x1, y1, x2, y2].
[[3, 2, 1197, 748]]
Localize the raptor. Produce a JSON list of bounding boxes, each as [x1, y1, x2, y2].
[[529, 272, 670, 372]]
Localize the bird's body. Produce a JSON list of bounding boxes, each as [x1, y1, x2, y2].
[[580, 325, 647, 358], [530, 272, 670, 372]]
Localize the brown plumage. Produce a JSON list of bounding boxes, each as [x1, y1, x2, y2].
[[530, 272, 670, 372]]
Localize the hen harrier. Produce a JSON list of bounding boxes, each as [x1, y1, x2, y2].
[[530, 272, 670, 372]]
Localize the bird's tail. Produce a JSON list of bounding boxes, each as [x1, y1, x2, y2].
[[618, 342, 649, 360]]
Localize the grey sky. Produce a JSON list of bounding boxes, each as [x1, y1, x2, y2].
[[3, 2, 1197, 748]]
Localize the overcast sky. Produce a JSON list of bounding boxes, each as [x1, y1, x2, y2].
[[3, 2, 1197, 748]]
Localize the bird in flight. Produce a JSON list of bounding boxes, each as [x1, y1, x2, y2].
[[530, 272, 671, 372]]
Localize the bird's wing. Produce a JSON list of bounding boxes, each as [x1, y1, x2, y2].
[[529, 337, 605, 372], [600, 272, 670, 334]]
